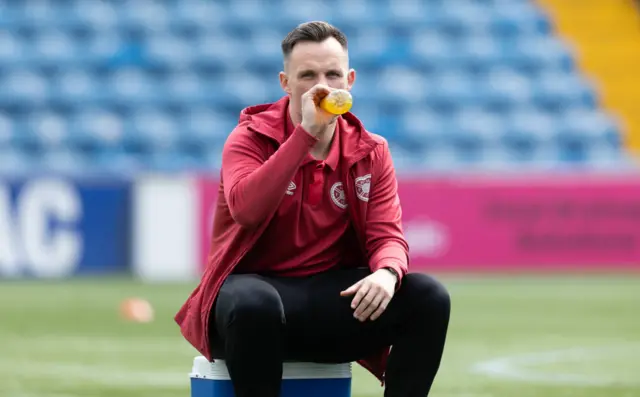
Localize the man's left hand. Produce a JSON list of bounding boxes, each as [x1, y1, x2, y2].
[[340, 269, 398, 322]]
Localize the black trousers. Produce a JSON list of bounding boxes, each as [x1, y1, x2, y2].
[[208, 267, 451, 397]]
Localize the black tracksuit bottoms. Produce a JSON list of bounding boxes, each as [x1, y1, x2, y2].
[[208, 267, 451, 397]]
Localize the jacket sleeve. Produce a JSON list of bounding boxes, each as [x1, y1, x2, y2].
[[365, 141, 410, 287], [222, 124, 318, 228]]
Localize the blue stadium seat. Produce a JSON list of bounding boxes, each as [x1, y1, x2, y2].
[[532, 72, 598, 112], [426, 72, 482, 112], [19, 111, 70, 150], [0, 148, 35, 175], [328, 1, 389, 30], [177, 107, 238, 148], [0, 112, 15, 148], [56, 1, 118, 33], [246, 29, 286, 72], [37, 147, 90, 174], [51, 69, 105, 108], [480, 68, 534, 112], [25, 29, 81, 69], [169, 0, 226, 35], [122, 108, 180, 151], [455, 34, 502, 72], [501, 109, 558, 160], [447, 108, 504, 150], [375, 66, 430, 106], [0, 31, 25, 71], [0, 70, 49, 109], [0, 7, 21, 31], [160, 72, 210, 107], [489, 2, 552, 37], [69, 109, 125, 151], [410, 30, 455, 71], [91, 147, 149, 173], [437, 4, 495, 37], [504, 36, 575, 74], [191, 32, 249, 73], [385, 0, 438, 28], [105, 68, 161, 108], [116, 0, 171, 37], [398, 108, 449, 154], [145, 33, 194, 71], [226, 0, 280, 27], [558, 109, 623, 150], [80, 31, 129, 68], [346, 27, 396, 69]]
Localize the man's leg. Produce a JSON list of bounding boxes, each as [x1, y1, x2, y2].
[[210, 274, 288, 397], [381, 272, 451, 396], [280, 268, 451, 397]]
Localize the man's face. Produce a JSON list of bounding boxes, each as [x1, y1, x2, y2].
[[279, 37, 356, 122]]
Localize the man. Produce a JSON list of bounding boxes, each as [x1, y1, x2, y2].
[[175, 21, 451, 397]]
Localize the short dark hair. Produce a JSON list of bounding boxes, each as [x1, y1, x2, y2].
[[281, 21, 348, 59]]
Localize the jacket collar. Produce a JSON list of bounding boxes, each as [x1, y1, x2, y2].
[[239, 95, 379, 167]]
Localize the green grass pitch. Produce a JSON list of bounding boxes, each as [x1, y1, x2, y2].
[[0, 274, 638, 397]]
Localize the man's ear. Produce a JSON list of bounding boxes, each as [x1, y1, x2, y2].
[[346, 68, 356, 91], [279, 71, 291, 94]]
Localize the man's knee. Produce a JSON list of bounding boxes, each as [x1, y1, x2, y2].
[[401, 273, 451, 318], [216, 276, 285, 330]]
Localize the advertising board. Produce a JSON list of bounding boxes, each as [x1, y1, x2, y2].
[[0, 176, 131, 278]]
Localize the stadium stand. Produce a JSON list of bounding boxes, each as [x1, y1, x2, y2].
[[0, 0, 633, 175]]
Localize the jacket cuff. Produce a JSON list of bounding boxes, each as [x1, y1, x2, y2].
[[370, 244, 408, 290], [294, 124, 320, 146]]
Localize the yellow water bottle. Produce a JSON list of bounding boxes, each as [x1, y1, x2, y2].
[[320, 89, 353, 115]]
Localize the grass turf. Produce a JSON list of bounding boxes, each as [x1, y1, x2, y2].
[[0, 274, 638, 397]]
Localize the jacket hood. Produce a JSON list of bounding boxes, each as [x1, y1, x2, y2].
[[238, 95, 380, 164]]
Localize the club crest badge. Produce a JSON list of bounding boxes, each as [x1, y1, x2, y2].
[[330, 182, 348, 209], [354, 174, 371, 202]]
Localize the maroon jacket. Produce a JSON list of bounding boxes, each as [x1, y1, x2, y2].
[[175, 96, 410, 384]]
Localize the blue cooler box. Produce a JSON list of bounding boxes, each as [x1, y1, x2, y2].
[[190, 356, 352, 397]]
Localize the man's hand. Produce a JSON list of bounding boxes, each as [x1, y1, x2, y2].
[[300, 84, 339, 137], [340, 269, 398, 322]]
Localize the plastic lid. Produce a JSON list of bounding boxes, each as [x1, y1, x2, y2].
[[190, 356, 352, 380]]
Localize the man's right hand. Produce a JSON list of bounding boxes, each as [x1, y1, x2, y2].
[[301, 84, 339, 137]]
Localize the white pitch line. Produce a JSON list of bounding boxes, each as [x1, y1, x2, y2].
[[0, 334, 198, 389], [470, 345, 640, 387], [9, 392, 83, 397], [3, 334, 195, 354], [0, 361, 190, 389]]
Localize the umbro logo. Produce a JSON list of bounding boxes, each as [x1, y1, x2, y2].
[[286, 181, 296, 195]]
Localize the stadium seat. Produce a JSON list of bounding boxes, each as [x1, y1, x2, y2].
[[105, 68, 160, 109], [0, 31, 25, 71], [532, 71, 598, 112], [0, 70, 49, 110], [20, 111, 70, 150], [0, 147, 35, 175], [37, 147, 91, 174], [0, 111, 16, 148], [480, 68, 534, 112], [69, 108, 125, 151], [51, 69, 105, 108], [489, 2, 552, 37], [122, 108, 180, 152], [177, 107, 237, 147], [26, 28, 81, 70]]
